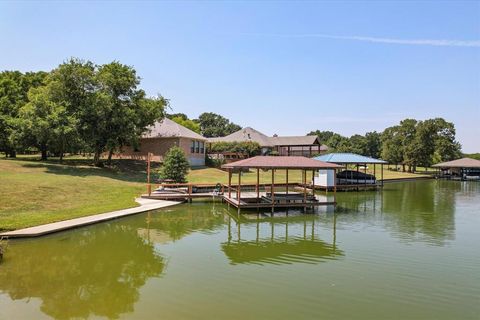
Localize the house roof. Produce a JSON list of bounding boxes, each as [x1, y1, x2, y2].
[[208, 127, 273, 146], [143, 118, 206, 140], [207, 127, 323, 147], [432, 157, 480, 168], [221, 156, 343, 169], [314, 153, 388, 164], [269, 135, 321, 146]]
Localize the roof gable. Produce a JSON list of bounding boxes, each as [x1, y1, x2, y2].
[[269, 135, 320, 146], [432, 157, 480, 168], [143, 118, 206, 140], [208, 127, 273, 146], [222, 156, 343, 169]]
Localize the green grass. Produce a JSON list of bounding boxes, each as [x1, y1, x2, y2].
[[0, 155, 433, 231], [0, 158, 148, 231]]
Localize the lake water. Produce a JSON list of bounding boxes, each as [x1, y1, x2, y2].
[[0, 180, 479, 319]]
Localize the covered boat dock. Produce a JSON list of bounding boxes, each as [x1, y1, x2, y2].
[[222, 156, 343, 212], [432, 157, 480, 180], [313, 153, 388, 191]]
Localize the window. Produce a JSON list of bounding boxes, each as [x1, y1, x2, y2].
[[190, 140, 195, 153], [195, 141, 200, 153], [200, 141, 204, 154]]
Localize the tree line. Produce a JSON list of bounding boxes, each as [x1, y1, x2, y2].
[[166, 112, 241, 137], [308, 117, 461, 172], [0, 58, 167, 165]]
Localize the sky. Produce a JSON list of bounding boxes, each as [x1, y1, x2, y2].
[[1, 1, 479, 152]]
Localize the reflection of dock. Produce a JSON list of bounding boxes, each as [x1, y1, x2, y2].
[[222, 211, 342, 265]]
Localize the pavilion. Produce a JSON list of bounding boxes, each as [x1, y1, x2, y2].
[[432, 157, 480, 180], [313, 153, 388, 190], [221, 156, 343, 212]]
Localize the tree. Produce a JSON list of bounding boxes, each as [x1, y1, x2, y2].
[[381, 126, 403, 167], [171, 116, 200, 133], [364, 131, 382, 158], [432, 118, 461, 162], [197, 112, 241, 137], [209, 141, 261, 157], [159, 146, 190, 183], [17, 86, 77, 160], [0, 71, 47, 157], [398, 119, 418, 172], [348, 134, 367, 155], [48, 58, 166, 166], [307, 130, 335, 144], [324, 133, 350, 152]]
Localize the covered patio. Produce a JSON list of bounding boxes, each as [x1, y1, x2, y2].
[[221, 156, 343, 212]]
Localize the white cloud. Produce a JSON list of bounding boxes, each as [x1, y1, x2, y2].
[[241, 33, 480, 47]]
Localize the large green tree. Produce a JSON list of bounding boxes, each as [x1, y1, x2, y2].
[[17, 86, 77, 160], [170, 115, 200, 133], [364, 131, 382, 158], [381, 126, 404, 167], [197, 112, 241, 137], [47, 58, 166, 165], [307, 130, 335, 145], [0, 71, 47, 157]]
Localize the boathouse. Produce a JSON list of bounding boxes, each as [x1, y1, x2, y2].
[[313, 153, 387, 190], [222, 156, 343, 211], [432, 157, 480, 180]]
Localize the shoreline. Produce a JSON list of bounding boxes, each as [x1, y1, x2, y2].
[[0, 198, 181, 239], [0, 176, 436, 239]]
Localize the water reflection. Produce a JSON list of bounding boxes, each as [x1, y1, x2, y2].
[[334, 180, 476, 246], [0, 223, 165, 320], [222, 211, 343, 265], [135, 202, 226, 244]]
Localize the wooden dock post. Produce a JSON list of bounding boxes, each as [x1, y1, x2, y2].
[[271, 169, 275, 213], [146, 152, 152, 196]]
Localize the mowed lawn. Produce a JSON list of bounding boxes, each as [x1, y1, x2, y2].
[[0, 159, 145, 231], [0, 157, 432, 231]]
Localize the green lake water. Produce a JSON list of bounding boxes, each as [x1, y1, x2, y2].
[[0, 180, 479, 319]]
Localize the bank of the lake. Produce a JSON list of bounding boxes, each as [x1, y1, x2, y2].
[[0, 158, 431, 231], [0, 180, 478, 320]]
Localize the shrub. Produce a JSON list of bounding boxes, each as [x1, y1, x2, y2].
[[205, 155, 225, 168], [159, 146, 190, 183], [209, 141, 261, 157]]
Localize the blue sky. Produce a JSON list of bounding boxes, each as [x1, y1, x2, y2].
[[1, 1, 479, 152]]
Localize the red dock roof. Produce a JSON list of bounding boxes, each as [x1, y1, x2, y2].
[[221, 156, 343, 170]]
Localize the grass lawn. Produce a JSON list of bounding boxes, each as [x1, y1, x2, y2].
[[0, 155, 432, 231], [0, 158, 147, 231]]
